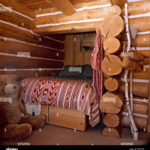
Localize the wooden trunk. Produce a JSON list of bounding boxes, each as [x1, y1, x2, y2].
[[102, 55, 122, 76], [100, 92, 124, 114], [104, 77, 119, 92], [48, 107, 87, 131]]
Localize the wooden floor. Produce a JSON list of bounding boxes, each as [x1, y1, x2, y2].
[[1, 123, 150, 146]]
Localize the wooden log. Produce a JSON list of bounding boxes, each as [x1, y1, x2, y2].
[[129, 17, 150, 32], [102, 127, 121, 138], [0, 70, 60, 81], [122, 57, 142, 71], [0, 55, 64, 69], [103, 114, 121, 127], [0, 39, 65, 60], [0, 22, 64, 50], [123, 103, 148, 115], [103, 38, 121, 54], [0, 11, 35, 30], [121, 115, 147, 131], [111, 0, 127, 9], [0, 0, 35, 19], [102, 55, 122, 76], [100, 92, 124, 114], [122, 0, 150, 16], [35, 5, 121, 25], [132, 70, 149, 80], [101, 15, 124, 38], [49, 0, 75, 16], [148, 66, 150, 133], [134, 34, 150, 47], [136, 50, 150, 58], [120, 82, 149, 98], [34, 0, 112, 15], [120, 51, 144, 61], [104, 77, 119, 92]]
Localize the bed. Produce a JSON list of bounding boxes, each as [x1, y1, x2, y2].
[[19, 65, 100, 130]]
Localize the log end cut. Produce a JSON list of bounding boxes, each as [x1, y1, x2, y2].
[[104, 78, 119, 92], [102, 127, 121, 138]]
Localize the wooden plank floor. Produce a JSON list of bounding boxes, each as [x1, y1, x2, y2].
[[1, 123, 150, 145]]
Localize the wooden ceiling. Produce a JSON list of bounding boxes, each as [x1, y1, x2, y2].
[[17, 0, 99, 11], [10, 0, 127, 34]]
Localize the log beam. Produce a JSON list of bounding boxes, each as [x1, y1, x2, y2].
[[49, 0, 75, 16], [0, 0, 34, 19]]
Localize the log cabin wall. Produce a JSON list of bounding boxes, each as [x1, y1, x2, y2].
[[0, 0, 65, 80], [64, 32, 95, 65], [124, 0, 150, 132]]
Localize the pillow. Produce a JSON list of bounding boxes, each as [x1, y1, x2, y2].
[[82, 65, 93, 78]]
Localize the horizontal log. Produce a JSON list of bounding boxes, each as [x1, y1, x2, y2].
[[0, 22, 64, 50], [111, 0, 127, 9], [0, 11, 35, 30], [0, 70, 60, 81], [50, 0, 75, 16], [121, 115, 147, 131], [0, 0, 35, 19], [0, 55, 64, 69], [0, 39, 65, 60], [120, 82, 149, 98], [134, 34, 150, 47], [34, 0, 112, 15], [135, 50, 150, 57], [35, 5, 121, 25], [129, 17, 150, 32], [34, 21, 103, 34], [120, 70, 149, 80], [100, 92, 124, 114], [123, 103, 148, 115], [122, 0, 150, 16]]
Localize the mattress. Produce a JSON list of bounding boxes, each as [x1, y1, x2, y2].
[[20, 77, 100, 127]]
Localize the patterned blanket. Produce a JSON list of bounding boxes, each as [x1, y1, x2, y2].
[[20, 78, 100, 127]]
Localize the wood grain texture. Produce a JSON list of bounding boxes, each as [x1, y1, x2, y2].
[[0, 0, 35, 18], [0, 70, 60, 81], [49, 0, 75, 15], [0, 22, 64, 50], [35, 5, 121, 25], [0, 39, 65, 60], [0, 55, 64, 69], [100, 92, 124, 114]]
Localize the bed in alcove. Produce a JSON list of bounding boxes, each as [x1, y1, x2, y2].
[[0, 0, 150, 146]]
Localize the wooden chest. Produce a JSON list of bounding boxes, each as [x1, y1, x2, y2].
[[41, 106, 87, 131]]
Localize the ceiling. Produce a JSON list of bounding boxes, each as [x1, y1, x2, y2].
[[17, 0, 98, 11]]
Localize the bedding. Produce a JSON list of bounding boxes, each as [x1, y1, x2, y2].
[[20, 77, 100, 127]]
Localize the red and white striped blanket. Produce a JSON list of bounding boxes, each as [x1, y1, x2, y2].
[[20, 78, 100, 127]]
